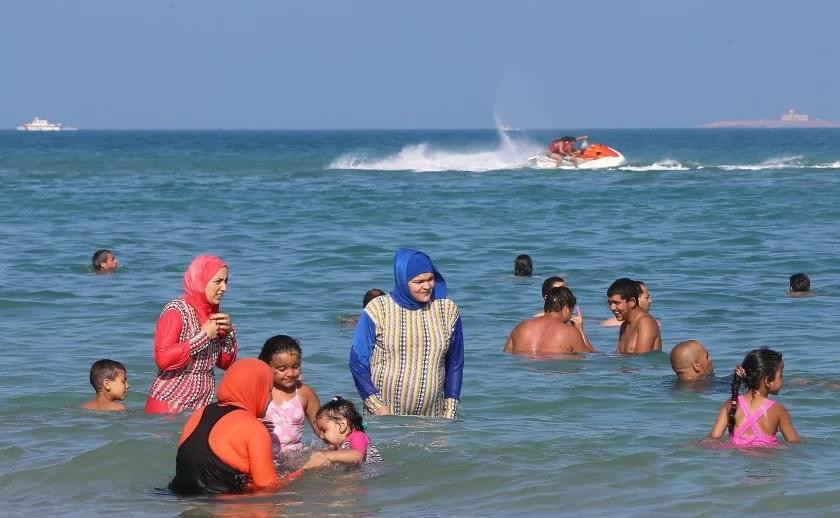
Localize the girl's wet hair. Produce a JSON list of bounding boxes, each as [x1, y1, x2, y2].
[[317, 396, 365, 432], [258, 335, 301, 363], [514, 254, 533, 277], [727, 347, 783, 435]]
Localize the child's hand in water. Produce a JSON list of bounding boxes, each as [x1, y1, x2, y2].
[[302, 451, 330, 470]]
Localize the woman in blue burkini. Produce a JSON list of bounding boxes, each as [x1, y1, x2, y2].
[[349, 248, 464, 419]]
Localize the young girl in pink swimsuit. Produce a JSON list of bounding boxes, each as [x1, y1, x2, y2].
[[707, 347, 800, 447], [258, 335, 321, 456]]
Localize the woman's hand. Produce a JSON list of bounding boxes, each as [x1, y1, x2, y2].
[[209, 313, 232, 332], [374, 405, 392, 416], [201, 318, 221, 339]]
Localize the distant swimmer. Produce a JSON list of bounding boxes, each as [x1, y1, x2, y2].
[[607, 278, 661, 354], [81, 359, 129, 411], [92, 249, 118, 274], [670, 340, 714, 383], [514, 254, 533, 277], [504, 286, 594, 356], [602, 280, 653, 326], [547, 135, 588, 167], [788, 273, 813, 297]]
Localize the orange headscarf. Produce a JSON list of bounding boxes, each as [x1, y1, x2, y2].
[[217, 359, 273, 418], [182, 254, 227, 323]]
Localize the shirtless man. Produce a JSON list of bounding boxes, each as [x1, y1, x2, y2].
[[607, 278, 661, 354], [504, 287, 594, 356], [602, 280, 653, 326], [669, 340, 714, 382]]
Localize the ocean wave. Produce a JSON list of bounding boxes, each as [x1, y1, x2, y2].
[[719, 155, 804, 171], [619, 159, 689, 171]]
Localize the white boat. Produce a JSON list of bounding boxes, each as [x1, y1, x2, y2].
[[16, 117, 77, 131], [527, 144, 626, 170]]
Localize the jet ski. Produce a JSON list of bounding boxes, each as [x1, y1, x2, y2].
[[527, 143, 626, 170]]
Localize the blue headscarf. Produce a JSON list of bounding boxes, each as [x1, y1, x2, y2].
[[390, 248, 447, 310]]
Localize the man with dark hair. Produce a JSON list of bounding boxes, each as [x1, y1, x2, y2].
[[534, 276, 565, 317], [607, 278, 661, 354], [92, 249, 118, 273], [504, 287, 593, 356], [788, 273, 811, 296]]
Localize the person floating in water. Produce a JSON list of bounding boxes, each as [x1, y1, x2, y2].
[[670, 340, 714, 383], [788, 273, 812, 297], [81, 359, 129, 411], [514, 254, 533, 277], [707, 348, 799, 447], [547, 135, 588, 167], [91, 249, 119, 274]]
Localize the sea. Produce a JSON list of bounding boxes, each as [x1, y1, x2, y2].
[[1, 128, 839, 516]]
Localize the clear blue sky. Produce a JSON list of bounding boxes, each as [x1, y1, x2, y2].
[[2, 1, 837, 129]]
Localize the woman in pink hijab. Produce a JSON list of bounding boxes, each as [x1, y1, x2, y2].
[[145, 255, 238, 414]]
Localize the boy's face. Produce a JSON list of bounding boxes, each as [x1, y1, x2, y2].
[[104, 370, 129, 400]]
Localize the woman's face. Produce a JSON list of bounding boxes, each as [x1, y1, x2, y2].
[[408, 272, 435, 304], [204, 267, 228, 305]]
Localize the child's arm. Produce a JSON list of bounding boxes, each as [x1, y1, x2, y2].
[[707, 401, 730, 439], [299, 384, 321, 436], [303, 448, 364, 469], [776, 403, 801, 443]]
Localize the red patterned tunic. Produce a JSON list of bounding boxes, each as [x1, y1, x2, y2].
[[146, 297, 238, 413]]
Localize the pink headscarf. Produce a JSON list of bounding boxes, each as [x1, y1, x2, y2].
[[182, 254, 227, 324]]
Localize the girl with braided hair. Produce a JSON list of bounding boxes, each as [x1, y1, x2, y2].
[[708, 347, 800, 446]]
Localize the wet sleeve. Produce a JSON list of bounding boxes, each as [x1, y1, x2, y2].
[[443, 316, 464, 415], [153, 310, 192, 371], [247, 424, 279, 489], [349, 312, 386, 410], [215, 323, 238, 370], [346, 431, 370, 454]]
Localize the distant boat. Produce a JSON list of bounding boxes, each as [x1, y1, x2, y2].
[[16, 117, 77, 131]]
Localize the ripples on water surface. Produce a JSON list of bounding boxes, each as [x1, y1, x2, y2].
[[1, 129, 839, 516]]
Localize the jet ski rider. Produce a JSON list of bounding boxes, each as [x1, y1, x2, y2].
[[548, 135, 589, 167]]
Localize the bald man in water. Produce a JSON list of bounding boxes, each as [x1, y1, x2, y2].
[[670, 340, 714, 382]]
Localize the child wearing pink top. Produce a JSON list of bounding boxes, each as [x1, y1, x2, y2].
[[258, 335, 321, 455], [707, 348, 800, 447], [303, 396, 382, 469]]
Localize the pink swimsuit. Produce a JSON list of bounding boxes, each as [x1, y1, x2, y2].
[[265, 392, 305, 453], [732, 395, 779, 447]]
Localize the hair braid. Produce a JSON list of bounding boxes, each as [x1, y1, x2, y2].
[[727, 373, 742, 436]]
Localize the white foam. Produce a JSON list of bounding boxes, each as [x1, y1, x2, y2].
[[329, 127, 544, 173], [719, 155, 804, 171], [619, 159, 689, 171]]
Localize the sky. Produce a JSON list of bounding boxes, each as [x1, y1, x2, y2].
[[2, 0, 838, 129]]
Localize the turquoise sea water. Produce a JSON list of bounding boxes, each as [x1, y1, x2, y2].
[[1, 129, 839, 516]]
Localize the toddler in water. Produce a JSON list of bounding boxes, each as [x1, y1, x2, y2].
[[708, 348, 799, 446], [81, 359, 129, 411], [258, 335, 321, 455], [302, 396, 382, 469]]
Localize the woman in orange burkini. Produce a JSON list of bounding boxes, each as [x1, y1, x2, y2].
[[169, 358, 282, 494]]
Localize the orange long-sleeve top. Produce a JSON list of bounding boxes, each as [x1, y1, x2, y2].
[[178, 404, 279, 489]]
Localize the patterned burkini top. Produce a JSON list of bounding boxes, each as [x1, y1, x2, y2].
[[148, 298, 237, 412], [365, 295, 460, 417]]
